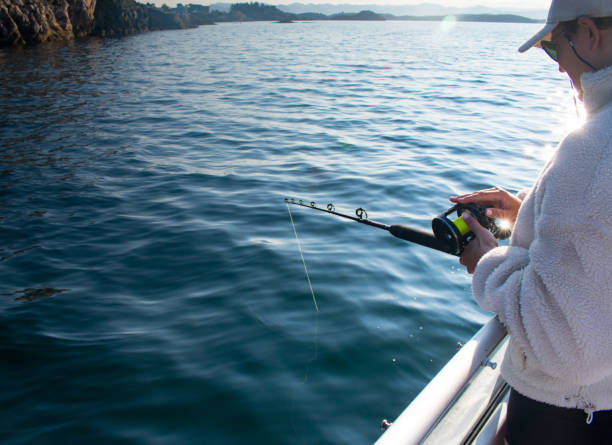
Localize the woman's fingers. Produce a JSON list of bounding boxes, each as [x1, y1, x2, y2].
[[459, 212, 499, 274], [450, 187, 521, 223], [461, 211, 491, 238], [485, 207, 514, 220], [450, 187, 506, 205]]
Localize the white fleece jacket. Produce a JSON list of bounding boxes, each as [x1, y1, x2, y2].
[[472, 65, 612, 416]]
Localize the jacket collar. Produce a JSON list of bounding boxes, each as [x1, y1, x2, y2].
[[582, 65, 612, 115]]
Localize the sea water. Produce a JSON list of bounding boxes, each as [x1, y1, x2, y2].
[[0, 20, 578, 444]]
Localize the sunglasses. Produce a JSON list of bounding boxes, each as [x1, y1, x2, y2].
[[540, 32, 570, 62], [540, 39, 559, 61], [540, 32, 598, 70]]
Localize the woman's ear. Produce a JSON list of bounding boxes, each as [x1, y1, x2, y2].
[[578, 16, 601, 50]]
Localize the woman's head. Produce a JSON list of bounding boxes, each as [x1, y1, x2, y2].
[[542, 17, 612, 98], [520, 1, 612, 99]]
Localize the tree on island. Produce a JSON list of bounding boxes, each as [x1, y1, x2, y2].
[[228, 2, 293, 21], [329, 10, 385, 21]]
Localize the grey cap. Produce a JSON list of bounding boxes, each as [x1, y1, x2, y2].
[[519, 0, 612, 52]]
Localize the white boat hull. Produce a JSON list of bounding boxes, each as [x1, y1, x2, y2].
[[376, 316, 509, 445]]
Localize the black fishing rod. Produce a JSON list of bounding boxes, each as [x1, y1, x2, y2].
[[285, 198, 510, 256]]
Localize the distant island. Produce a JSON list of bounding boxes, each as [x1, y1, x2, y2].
[[0, 0, 541, 47], [386, 14, 540, 24], [221, 2, 547, 20]]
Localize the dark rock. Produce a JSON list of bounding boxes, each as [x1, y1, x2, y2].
[[0, 0, 96, 46], [93, 0, 151, 37], [0, 0, 208, 46], [70, 0, 96, 37]]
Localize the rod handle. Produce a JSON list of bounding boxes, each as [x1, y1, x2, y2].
[[388, 224, 455, 256]]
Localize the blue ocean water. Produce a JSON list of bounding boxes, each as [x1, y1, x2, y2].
[[1, 21, 578, 444]]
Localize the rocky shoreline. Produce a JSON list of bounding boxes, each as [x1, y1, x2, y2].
[[0, 1, 540, 48], [0, 0, 213, 47]]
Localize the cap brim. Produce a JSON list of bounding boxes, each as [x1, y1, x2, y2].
[[518, 23, 556, 53]]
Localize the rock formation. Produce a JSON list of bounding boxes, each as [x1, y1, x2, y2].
[[0, 0, 96, 46], [0, 0, 207, 46], [93, 0, 195, 37]]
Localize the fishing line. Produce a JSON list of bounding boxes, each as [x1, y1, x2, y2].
[[286, 201, 319, 312], [287, 201, 320, 443], [289, 307, 319, 444]]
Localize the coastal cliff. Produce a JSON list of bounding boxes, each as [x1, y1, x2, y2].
[[92, 0, 194, 37], [0, 0, 96, 45], [0, 0, 209, 46]]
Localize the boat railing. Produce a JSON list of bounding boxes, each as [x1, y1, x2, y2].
[[375, 316, 508, 445]]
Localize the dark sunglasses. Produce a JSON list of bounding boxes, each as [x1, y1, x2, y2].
[[540, 32, 598, 70], [540, 31, 570, 62], [540, 39, 559, 62]]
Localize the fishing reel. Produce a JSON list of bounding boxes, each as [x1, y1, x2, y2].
[[431, 203, 511, 256]]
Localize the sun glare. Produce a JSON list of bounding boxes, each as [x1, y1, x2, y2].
[[497, 219, 512, 232], [439, 15, 457, 33], [563, 91, 587, 132]]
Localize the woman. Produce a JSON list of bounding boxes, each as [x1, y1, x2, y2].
[[451, 1, 612, 444]]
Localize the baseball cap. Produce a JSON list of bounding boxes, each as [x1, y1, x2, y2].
[[519, 0, 612, 52]]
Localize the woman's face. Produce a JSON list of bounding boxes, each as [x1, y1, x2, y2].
[[549, 24, 595, 100]]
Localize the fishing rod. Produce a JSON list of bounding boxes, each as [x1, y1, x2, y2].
[[285, 198, 510, 256]]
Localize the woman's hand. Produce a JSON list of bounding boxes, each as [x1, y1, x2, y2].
[[450, 187, 522, 224], [459, 212, 498, 274]]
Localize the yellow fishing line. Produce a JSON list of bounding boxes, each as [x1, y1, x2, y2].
[[287, 202, 319, 312], [452, 216, 471, 236]]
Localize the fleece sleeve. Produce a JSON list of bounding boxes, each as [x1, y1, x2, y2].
[[472, 155, 612, 387]]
